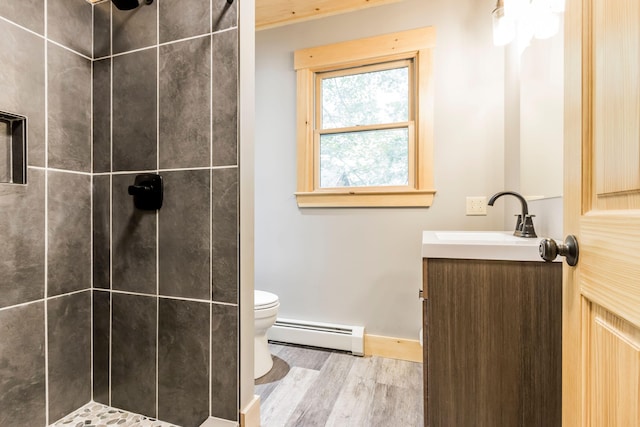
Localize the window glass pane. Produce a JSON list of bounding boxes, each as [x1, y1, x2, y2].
[[321, 66, 409, 129], [319, 128, 409, 188]]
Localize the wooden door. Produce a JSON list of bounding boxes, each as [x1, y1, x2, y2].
[[564, 0, 640, 425]]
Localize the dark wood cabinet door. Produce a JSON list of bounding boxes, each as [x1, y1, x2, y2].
[[422, 259, 561, 427]]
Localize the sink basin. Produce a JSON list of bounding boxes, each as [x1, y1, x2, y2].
[[422, 230, 558, 262], [434, 231, 531, 242]]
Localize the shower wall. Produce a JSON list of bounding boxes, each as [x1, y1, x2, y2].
[[91, 1, 239, 426], [0, 0, 240, 426], [0, 1, 93, 425]]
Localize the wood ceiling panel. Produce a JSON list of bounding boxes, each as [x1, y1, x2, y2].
[[256, 0, 403, 31]]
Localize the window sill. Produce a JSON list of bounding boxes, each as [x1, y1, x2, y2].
[[295, 189, 436, 208]]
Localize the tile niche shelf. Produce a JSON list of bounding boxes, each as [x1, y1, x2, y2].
[[0, 110, 27, 185]]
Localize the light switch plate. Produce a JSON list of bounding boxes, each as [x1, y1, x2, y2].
[[466, 196, 487, 215]]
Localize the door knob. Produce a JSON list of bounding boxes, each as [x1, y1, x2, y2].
[[539, 235, 579, 266]]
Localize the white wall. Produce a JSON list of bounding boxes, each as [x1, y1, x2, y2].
[[239, 0, 256, 408], [503, 21, 564, 238], [255, 0, 507, 338], [520, 24, 564, 199], [529, 197, 563, 239]]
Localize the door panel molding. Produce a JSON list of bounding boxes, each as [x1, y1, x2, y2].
[[586, 303, 640, 426]]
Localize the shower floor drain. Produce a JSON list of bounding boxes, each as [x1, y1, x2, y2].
[[51, 402, 178, 427]]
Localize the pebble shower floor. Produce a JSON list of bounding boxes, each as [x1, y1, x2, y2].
[[51, 402, 178, 427]]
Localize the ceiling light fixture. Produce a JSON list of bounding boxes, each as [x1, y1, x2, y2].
[[492, 0, 516, 46], [493, 0, 564, 52]]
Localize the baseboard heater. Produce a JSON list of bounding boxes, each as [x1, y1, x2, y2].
[[268, 318, 365, 356]]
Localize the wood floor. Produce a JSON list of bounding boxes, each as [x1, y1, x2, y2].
[[255, 342, 424, 427]]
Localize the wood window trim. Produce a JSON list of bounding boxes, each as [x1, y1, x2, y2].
[[294, 27, 437, 208]]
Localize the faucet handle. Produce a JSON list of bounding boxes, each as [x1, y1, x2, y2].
[[519, 214, 537, 238], [514, 214, 523, 232]]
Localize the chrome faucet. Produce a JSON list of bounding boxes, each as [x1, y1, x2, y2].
[[487, 191, 537, 238]]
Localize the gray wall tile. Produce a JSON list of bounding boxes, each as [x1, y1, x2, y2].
[[93, 59, 112, 173], [158, 299, 210, 427], [112, 1, 157, 55], [47, 291, 92, 423], [0, 168, 45, 308], [47, 0, 93, 57], [211, 30, 238, 167], [111, 293, 157, 418], [112, 49, 157, 172], [159, 170, 210, 300], [0, 302, 46, 426], [0, 0, 44, 34], [212, 0, 237, 32], [112, 174, 157, 294], [0, 121, 8, 182], [210, 303, 238, 421], [93, 175, 111, 289], [93, 290, 111, 405], [0, 2, 242, 424], [48, 43, 92, 172], [211, 168, 238, 303], [94, 2, 112, 59], [159, 0, 210, 43], [48, 171, 91, 296], [0, 19, 45, 167], [159, 36, 211, 169]]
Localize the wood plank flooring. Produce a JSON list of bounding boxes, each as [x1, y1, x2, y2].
[[255, 343, 423, 427]]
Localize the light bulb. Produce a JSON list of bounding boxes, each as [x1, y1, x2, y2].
[[517, 13, 535, 54], [504, 0, 528, 19], [492, 6, 516, 46], [534, 9, 560, 38], [549, 0, 565, 13]]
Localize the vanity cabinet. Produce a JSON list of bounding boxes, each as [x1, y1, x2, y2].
[[422, 258, 562, 427]]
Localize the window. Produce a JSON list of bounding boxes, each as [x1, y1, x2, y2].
[[294, 27, 436, 207]]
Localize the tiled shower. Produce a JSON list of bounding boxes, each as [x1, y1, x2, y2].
[[0, 0, 240, 426]]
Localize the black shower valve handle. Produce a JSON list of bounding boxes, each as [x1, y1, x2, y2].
[[127, 184, 153, 196], [128, 174, 163, 210]]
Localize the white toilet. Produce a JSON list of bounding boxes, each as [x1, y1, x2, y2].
[[254, 290, 280, 379]]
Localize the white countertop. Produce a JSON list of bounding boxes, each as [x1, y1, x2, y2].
[[422, 230, 560, 262]]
